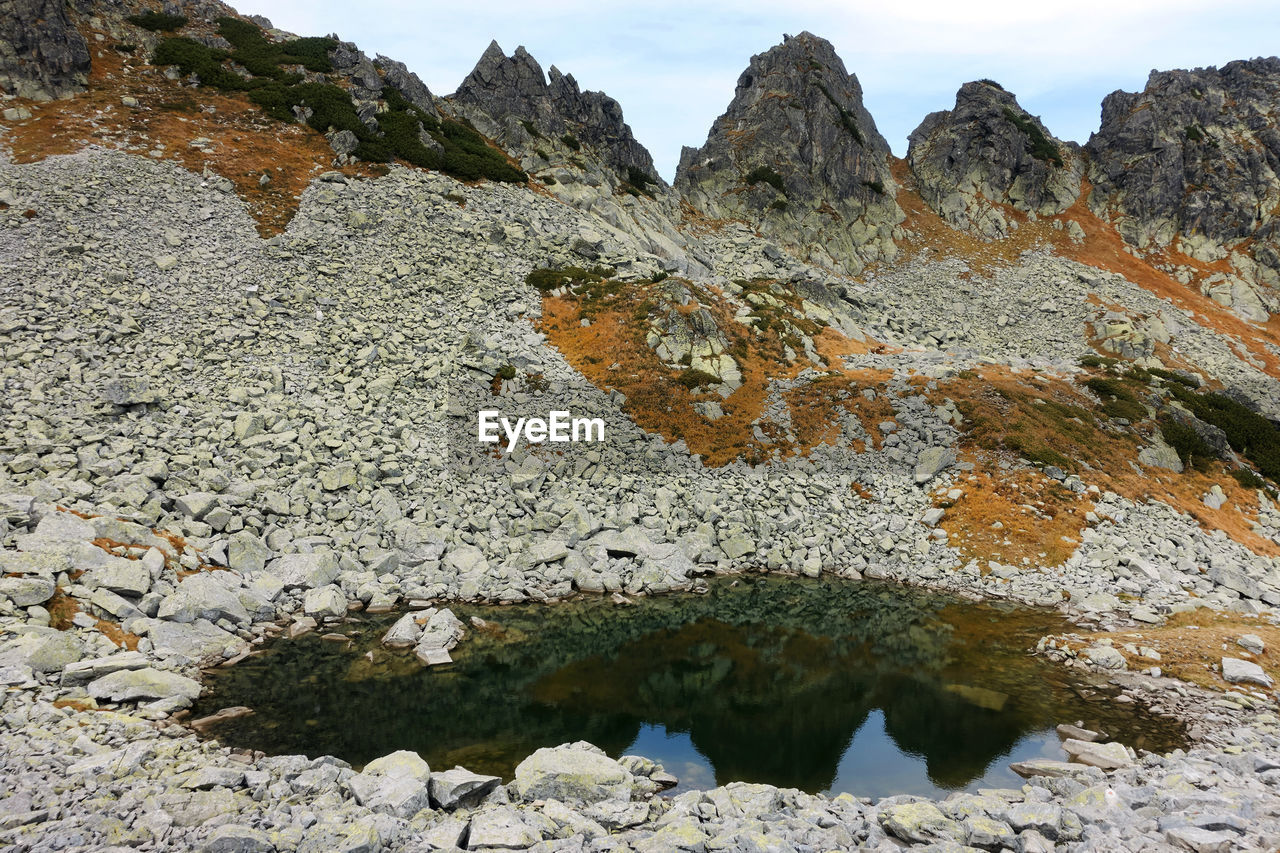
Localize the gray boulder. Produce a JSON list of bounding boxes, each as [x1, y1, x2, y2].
[[270, 553, 340, 590], [0, 575, 55, 606], [513, 742, 633, 804], [1222, 656, 1274, 687], [87, 667, 201, 703], [303, 585, 348, 619], [429, 766, 501, 810], [347, 750, 432, 819]]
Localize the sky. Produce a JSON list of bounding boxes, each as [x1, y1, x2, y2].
[[245, 0, 1280, 181]]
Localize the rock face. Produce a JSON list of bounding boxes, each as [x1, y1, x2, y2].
[[0, 0, 91, 101], [452, 40, 659, 181], [908, 80, 1082, 238], [675, 32, 903, 274], [1087, 59, 1280, 314]]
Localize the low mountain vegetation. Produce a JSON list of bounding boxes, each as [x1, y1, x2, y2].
[[149, 17, 524, 183]]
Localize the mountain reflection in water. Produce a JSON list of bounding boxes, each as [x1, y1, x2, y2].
[[196, 576, 1186, 798]]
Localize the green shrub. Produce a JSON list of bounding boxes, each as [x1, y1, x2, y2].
[[152, 37, 246, 90], [1144, 367, 1197, 388], [978, 78, 1004, 90], [127, 11, 188, 31], [216, 17, 335, 74], [627, 166, 657, 189], [524, 265, 611, 293], [560, 133, 581, 151], [153, 19, 524, 184], [1230, 467, 1267, 489], [1002, 107, 1063, 167], [745, 165, 785, 194], [676, 369, 720, 389], [114, 43, 138, 54], [1078, 354, 1118, 369], [650, 271, 669, 283], [437, 119, 526, 182], [1159, 417, 1214, 469], [1168, 385, 1280, 481], [862, 179, 885, 195], [519, 119, 542, 138], [769, 199, 788, 211], [1185, 124, 1204, 142], [496, 364, 516, 380], [1084, 377, 1146, 421]]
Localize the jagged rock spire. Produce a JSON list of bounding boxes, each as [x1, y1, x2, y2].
[[675, 32, 903, 274], [452, 40, 659, 180], [907, 80, 1082, 239]]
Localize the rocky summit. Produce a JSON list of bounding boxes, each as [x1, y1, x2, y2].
[[3, 1, 1280, 851], [908, 79, 1083, 239], [675, 31, 904, 274]]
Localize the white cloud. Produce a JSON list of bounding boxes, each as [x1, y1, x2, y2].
[[245, 0, 1280, 179]]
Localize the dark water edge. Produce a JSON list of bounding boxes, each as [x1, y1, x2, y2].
[[193, 575, 1186, 799]]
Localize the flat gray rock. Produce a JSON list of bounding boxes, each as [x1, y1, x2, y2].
[[87, 667, 201, 703]]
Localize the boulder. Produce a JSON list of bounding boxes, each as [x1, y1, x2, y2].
[[84, 558, 151, 597], [61, 650, 150, 685], [159, 573, 251, 624], [143, 618, 247, 661], [227, 532, 272, 574], [914, 447, 956, 484], [878, 801, 966, 845], [347, 750, 432, 819], [0, 575, 55, 606], [513, 742, 633, 804], [1082, 645, 1127, 670], [429, 766, 501, 810], [1061, 739, 1133, 770], [270, 552, 339, 590], [303, 585, 348, 619], [0, 630, 82, 673], [203, 824, 274, 853], [1221, 656, 1273, 687], [87, 667, 201, 704], [381, 612, 422, 648]]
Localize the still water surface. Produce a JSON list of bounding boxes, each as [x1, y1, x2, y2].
[[196, 576, 1185, 797]]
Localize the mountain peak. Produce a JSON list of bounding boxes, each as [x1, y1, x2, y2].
[[907, 80, 1082, 238], [675, 32, 902, 274]]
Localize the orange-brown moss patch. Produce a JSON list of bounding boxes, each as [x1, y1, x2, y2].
[[538, 277, 889, 466], [96, 618, 141, 650], [47, 589, 80, 630], [1055, 182, 1280, 379], [2, 25, 382, 235], [1077, 610, 1280, 693], [934, 365, 1280, 563], [939, 461, 1091, 568]]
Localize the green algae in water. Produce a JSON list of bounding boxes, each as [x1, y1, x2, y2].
[[194, 577, 1186, 798]]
